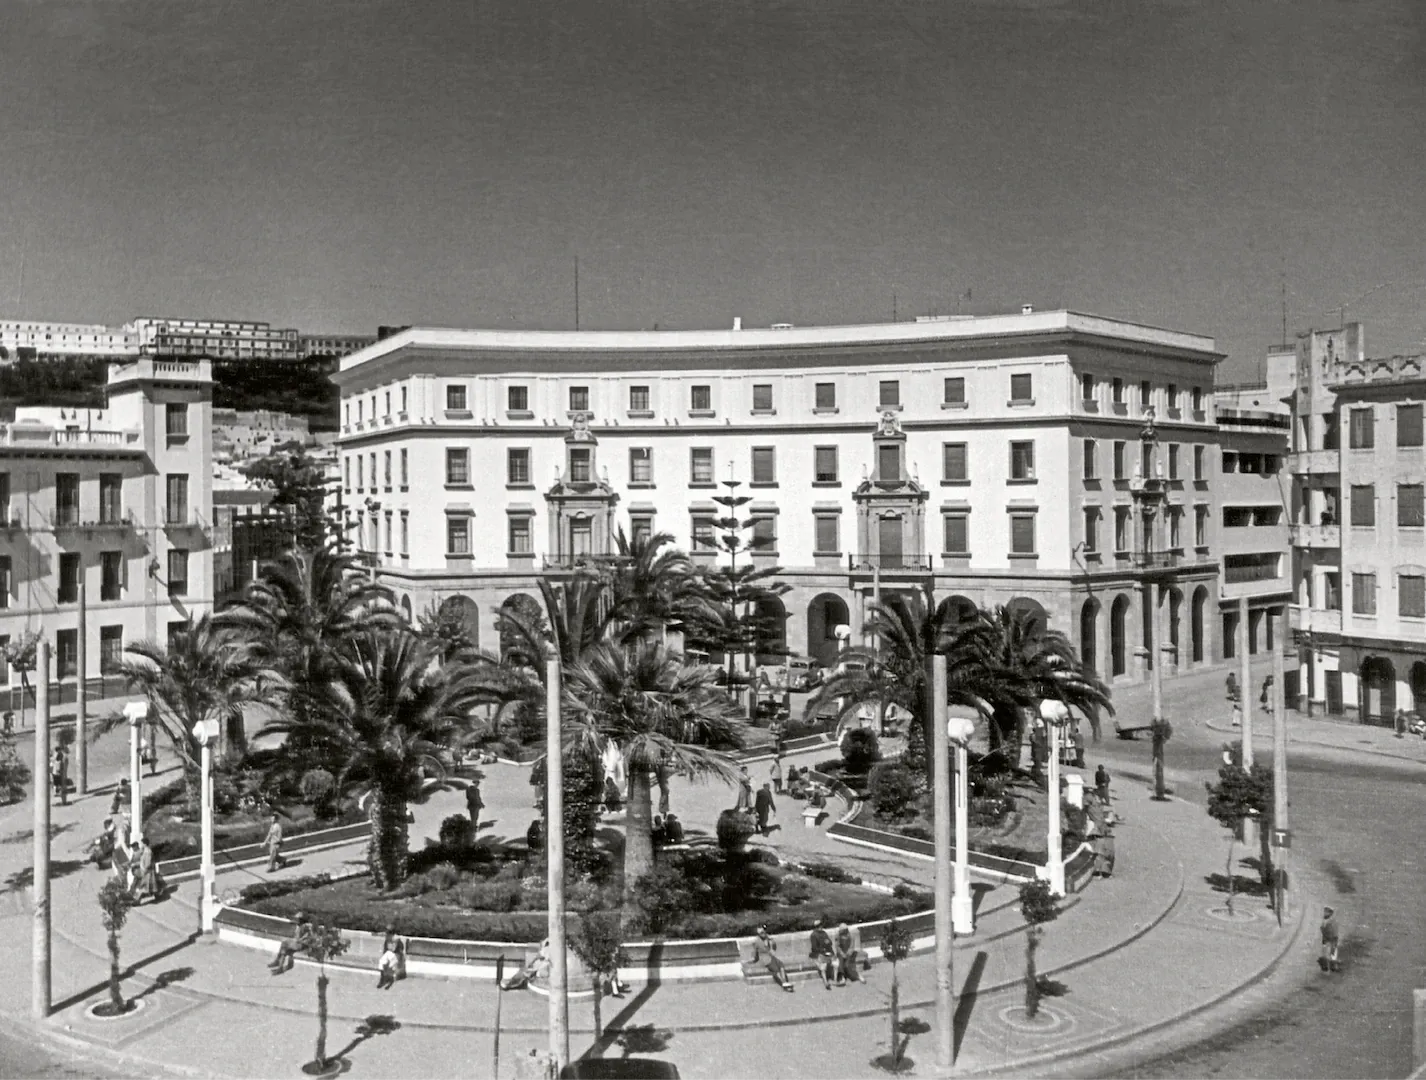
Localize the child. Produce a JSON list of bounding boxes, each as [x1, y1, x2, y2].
[[376, 924, 404, 989]]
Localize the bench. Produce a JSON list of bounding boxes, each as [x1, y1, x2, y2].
[[740, 928, 873, 985], [801, 806, 824, 828]]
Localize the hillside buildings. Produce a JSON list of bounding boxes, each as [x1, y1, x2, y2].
[[0, 315, 374, 364], [0, 319, 140, 358], [332, 310, 1284, 688]]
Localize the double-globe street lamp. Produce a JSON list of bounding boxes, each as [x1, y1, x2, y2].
[[1039, 698, 1071, 897], [193, 716, 220, 933]]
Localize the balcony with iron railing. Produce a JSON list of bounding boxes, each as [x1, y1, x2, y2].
[[0, 424, 143, 450], [848, 554, 934, 573]]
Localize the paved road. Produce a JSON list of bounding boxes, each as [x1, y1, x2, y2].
[[0, 1025, 133, 1080]]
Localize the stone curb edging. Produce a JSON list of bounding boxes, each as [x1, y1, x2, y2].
[[0, 1011, 219, 1080]]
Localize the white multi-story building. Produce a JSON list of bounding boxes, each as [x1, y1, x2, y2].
[[334, 311, 1249, 688], [0, 358, 214, 715], [134, 318, 300, 362], [299, 334, 376, 360], [0, 319, 140, 359]]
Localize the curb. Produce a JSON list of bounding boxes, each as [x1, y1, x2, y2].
[[1204, 717, 1426, 766]]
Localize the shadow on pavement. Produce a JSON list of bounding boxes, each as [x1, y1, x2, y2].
[[5, 858, 85, 892], [580, 943, 665, 1061], [128, 966, 194, 1005], [331, 1013, 401, 1067], [953, 950, 988, 1058], [52, 930, 203, 1013]]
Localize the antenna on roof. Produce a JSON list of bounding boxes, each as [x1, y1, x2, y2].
[[1280, 261, 1289, 349], [574, 256, 580, 332]]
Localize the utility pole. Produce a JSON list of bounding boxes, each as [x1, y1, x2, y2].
[[32, 640, 50, 1019], [1237, 598, 1255, 849], [1271, 606, 1290, 919], [545, 658, 569, 1073], [929, 654, 954, 1072], [76, 580, 88, 794]]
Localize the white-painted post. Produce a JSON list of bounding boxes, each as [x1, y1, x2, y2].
[[1041, 699, 1069, 897], [951, 725, 975, 935], [31, 641, 50, 1019], [1238, 597, 1256, 848], [124, 701, 149, 847], [545, 658, 569, 1073], [1271, 607, 1290, 918], [929, 654, 953, 1071], [76, 580, 87, 795], [195, 718, 218, 932]]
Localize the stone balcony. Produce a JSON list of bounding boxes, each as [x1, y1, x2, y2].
[[1289, 449, 1340, 475], [1292, 605, 1342, 636], [1289, 523, 1341, 549]]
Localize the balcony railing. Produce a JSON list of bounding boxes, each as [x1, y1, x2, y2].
[[1292, 605, 1341, 635], [0, 425, 142, 449], [1133, 550, 1179, 570], [1290, 449, 1340, 475], [848, 555, 934, 572], [1289, 523, 1341, 549]]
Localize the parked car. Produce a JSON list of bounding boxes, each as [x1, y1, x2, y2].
[[785, 655, 823, 691]]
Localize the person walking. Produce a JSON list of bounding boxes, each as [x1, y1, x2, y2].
[[735, 765, 754, 812], [264, 814, 286, 872], [750, 926, 794, 992], [754, 782, 777, 836], [1227, 672, 1241, 727], [1320, 906, 1341, 972], [1260, 675, 1274, 715], [1095, 829, 1116, 878], [133, 834, 164, 903], [464, 781, 483, 829], [770, 755, 784, 795], [1094, 763, 1111, 804]]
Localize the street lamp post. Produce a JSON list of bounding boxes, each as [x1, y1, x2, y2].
[[1270, 607, 1291, 920], [31, 640, 51, 1020], [123, 701, 148, 846], [947, 713, 976, 935], [929, 654, 954, 1071], [192, 717, 220, 933], [545, 657, 569, 1074], [1040, 699, 1070, 896]]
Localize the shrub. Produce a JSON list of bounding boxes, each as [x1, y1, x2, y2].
[[731, 864, 779, 905], [455, 880, 523, 912], [801, 861, 861, 885], [0, 732, 30, 804], [716, 809, 755, 854], [439, 814, 474, 851], [299, 769, 338, 819], [869, 763, 920, 822], [630, 865, 699, 935], [778, 874, 815, 905], [744, 847, 781, 867], [841, 729, 881, 774], [239, 873, 334, 904], [898, 824, 933, 842], [892, 883, 934, 907]]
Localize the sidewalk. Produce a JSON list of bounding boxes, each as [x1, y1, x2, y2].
[[1205, 707, 1426, 766], [0, 737, 1306, 1079]]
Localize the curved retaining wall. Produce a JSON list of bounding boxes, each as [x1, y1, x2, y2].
[[158, 821, 370, 881]]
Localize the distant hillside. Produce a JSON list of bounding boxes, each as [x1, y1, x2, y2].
[[0, 356, 340, 431]]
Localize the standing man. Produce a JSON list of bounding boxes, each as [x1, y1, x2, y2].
[[1227, 672, 1241, 727], [770, 754, 784, 795], [264, 814, 286, 872], [51, 743, 68, 806], [754, 782, 777, 836], [735, 765, 754, 812], [1094, 763, 1111, 805], [1260, 675, 1274, 715], [464, 780, 483, 831], [1320, 906, 1341, 972]]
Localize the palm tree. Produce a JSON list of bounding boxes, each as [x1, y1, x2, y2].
[[562, 639, 745, 912], [603, 529, 706, 645], [260, 628, 491, 890], [977, 605, 1114, 764]]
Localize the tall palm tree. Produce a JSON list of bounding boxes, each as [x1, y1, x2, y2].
[[603, 529, 706, 644], [260, 628, 492, 890], [562, 639, 745, 912], [977, 605, 1114, 762]]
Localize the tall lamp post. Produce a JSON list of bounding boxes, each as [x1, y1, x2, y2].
[[123, 701, 149, 846], [929, 654, 954, 1072], [31, 640, 51, 1020], [544, 657, 569, 1074], [1040, 699, 1070, 896], [192, 717, 219, 932], [947, 712, 976, 935]]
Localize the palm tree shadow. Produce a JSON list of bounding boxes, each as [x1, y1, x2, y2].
[[613, 1025, 674, 1058], [331, 1014, 401, 1065], [6, 859, 86, 892], [129, 966, 195, 1005], [581, 944, 665, 1061]]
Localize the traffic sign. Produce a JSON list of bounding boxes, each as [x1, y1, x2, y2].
[[1271, 828, 1291, 849]]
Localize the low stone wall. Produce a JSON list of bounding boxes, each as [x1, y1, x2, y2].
[[158, 821, 370, 880]]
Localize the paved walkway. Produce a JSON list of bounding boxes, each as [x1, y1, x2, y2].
[[0, 716, 1315, 1080]]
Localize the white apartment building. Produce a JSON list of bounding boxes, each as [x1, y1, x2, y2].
[[0, 358, 214, 716], [134, 318, 300, 362], [334, 311, 1240, 688], [0, 319, 140, 359]]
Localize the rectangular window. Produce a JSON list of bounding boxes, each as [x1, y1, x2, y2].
[[400, 449, 408, 488], [369, 453, 377, 495], [1082, 439, 1097, 481], [58, 553, 80, 604], [384, 391, 391, 417], [165, 403, 189, 437], [878, 444, 900, 481], [508, 516, 532, 554], [568, 448, 592, 483], [943, 377, 965, 405], [100, 626, 123, 675], [1141, 441, 1154, 479], [99, 473, 122, 523], [752, 384, 774, 412], [1399, 403, 1424, 448], [815, 382, 836, 410], [690, 447, 714, 485], [1401, 575, 1426, 618], [383, 451, 392, 489], [1168, 507, 1182, 549], [943, 442, 968, 482], [1115, 508, 1131, 552], [1194, 445, 1205, 481], [1112, 378, 1125, 404], [399, 512, 409, 556], [1168, 444, 1180, 480], [1083, 509, 1099, 553], [344, 457, 351, 491], [1081, 373, 1095, 401], [1350, 484, 1375, 527], [1010, 440, 1035, 481], [751, 447, 776, 484], [100, 551, 121, 601], [569, 386, 590, 412], [1352, 572, 1377, 615], [446, 517, 471, 556], [0, 556, 10, 609], [508, 385, 529, 412], [1010, 513, 1036, 555], [1010, 373, 1033, 402], [165, 474, 188, 524], [400, 386, 408, 413], [507, 448, 530, 485], [56, 629, 77, 679], [943, 514, 969, 555], [1167, 384, 1178, 410], [691, 515, 716, 552], [1349, 407, 1375, 449], [356, 455, 364, 491], [357, 399, 363, 424], [814, 447, 838, 483], [1325, 572, 1341, 610], [383, 512, 392, 553], [568, 518, 590, 557], [1400, 484, 1425, 527], [1191, 386, 1203, 413], [1195, 506, 1209, 547], [1113, 442, 1127, 481], [446, 448, 470, 486], [879, 380, 900, 407], [630, 516, 653, 547], [690, 385, 711, 412], [814, 515, 839, 554], [446, 384, 468, 411], [168, 549, 189, 597], [0, 472, 10, 520], [55, 473, 79, 526], [1139, 380, 1152, 408], [629, 385, 650, 412], [751, 515, 777, 550], [630, 447, 653, 484]]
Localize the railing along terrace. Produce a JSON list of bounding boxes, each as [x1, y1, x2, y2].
[[848, 554, 935, 572]]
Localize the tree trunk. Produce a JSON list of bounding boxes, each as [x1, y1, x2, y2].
[[315, 970, 329, 1068], [108, 930, 124, 1011], [368, 787, 410, 891], [1152, 733, 1166, 799], [622, 768, 654, 909], [1225, 834, 1237, 915], [222, 708, 247, 762], [889, 964, 901, 1067], [1258, 815, 1275, 900], [1024, 926, 1041, 1017], [592, 980, 603, 1040]]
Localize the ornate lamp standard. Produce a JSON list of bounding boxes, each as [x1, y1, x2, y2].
[[1039, 698, 1071, 896], [947, 712, 976, 935], [122, 701, 149, 846], [192, 717, 220, 932]]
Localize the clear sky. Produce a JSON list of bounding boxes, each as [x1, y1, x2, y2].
[[2, 0, 1423, 377]]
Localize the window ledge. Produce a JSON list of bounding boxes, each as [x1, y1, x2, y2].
[[166, 434, 190, 446], [942, 552, 971, 561], [813, 551, 843, 559], [507, 552, 536, 560], [688, 410, 716, 419], [1167, 407, 1182, 419], [400, 486, 409, 493], [398, 412, 409, 422], [1007, 477, 1038, 485], [749, 481, 779, 488], [689, 481, 717, 489], [1192, 410, 1207, 422], [878, 403, 903, 413], [1083, 477, 1101, 487], [1008, 398, 1036, 407], [444, 410, 474, 421], [813, 407, 840, 415], [812, 480, 842, 488], [1111, 403, 1128, 415], [940, 478, 970, 487], [941, 401, 968, 410], [1195, 545, 1211, 555], [566, 410, 593, 420], [627, 410, 655, 419], [506, 410, 535, 421], [751, 409, 778, 417], [445, 483, 474, 491], [445, 552, 474, 561], [1082, 400, 1099, 412], [506, 483, 536, 490], [750, 549, 780, 558], [628, 482, 656, 489], [1007, 552, 1039, 560], [1082, 551, 1102, 562]]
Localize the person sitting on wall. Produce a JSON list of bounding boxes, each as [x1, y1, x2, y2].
[[662, 812, 684, 845]]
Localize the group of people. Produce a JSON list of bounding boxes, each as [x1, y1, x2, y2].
[[650, 812, 684, 846], [749, 918, 863, 992], [92, 817, 166, 903]]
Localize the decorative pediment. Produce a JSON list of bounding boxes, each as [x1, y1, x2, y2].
[[565, 412, 597, 444]]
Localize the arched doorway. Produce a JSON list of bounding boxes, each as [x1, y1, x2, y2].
[[499, 592, 545, 663], [1359, 656, 1396, 726], [938, 595, 979, 631], [753, 595, 788, 665], [1167, 588, 1182, 659], [400, 595, 414, 624], [439, 595, 480, 649], [1110, 594, 1130, 678], [1191, 586, 1207, 664], [1412, 661, 1426, 714], [1080, 599, 1100, 676], [807, 594, 850, 668], [1006, 596, 1048, 637]]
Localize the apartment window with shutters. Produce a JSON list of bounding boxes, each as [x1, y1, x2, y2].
[[814, 514, 839, 554], [751, 447, 776, 484], [1168, 443, 1180, 480], [1398, 403, 1424, 448], [446, 384, 468, 412], [629, 385, 650, 413], [878, 444, 900, 482], [99, 474, 122, 524], [1009, 441, 1035, 481], [751, 515, 777, 551], [446, 448, 470, 486], [1168, 507, 1182, 549], [100, 626, 123, 675], [100, 551, 122, 601], [1140, 380, 1152, 408], [400, 449, 408, 489], [55, 473, 79, 526], [356, 399, 363, 424], [943, 442, 968, 483], [1195, 506, 1209, 547], [58, 553, 80, 604], [384, 451, 392, 490], [879, 380, 900, 408], [165, 474, 188, 525], [1194, 445, 1205, 481], [1109, 378, 1125, 405], [1115, 508, 1131, 553], [630, 515, 653, 547], [1400, 484, 1425, 528], [690, 385, 712, 412], [508, 385, 529, 412], [1082, 439, 1097, 481], [1350, 484, 1376, 527], [815, 383, 836, 410], [569, 386, 590, 412], [0, 472, 10, 521], [508, 515, 533, 555], [691, 515, 716, 552], [1009, 513, 1037, 555], [384, 391, 391, 417], [943, 377, 966, 406], [943, 513, 969, 555], [814, 447, 838, 484], [752, 384, 774, 412], [508, 448, 531, 486], [168, 549, 189, 597], [343, 457, 351, 492], [1113, 441, 1127, 481], [1141, 441, 1154, 480], [1401, 575, 1426, 618], [399, 512, 409, 556], [0, 556, 10, 609], [383, 512, 392, 553], [369, 453, 376, 495], [356, 455, 364, 492], [629, 447, 653, 485], [1081, 373, 1095, 402], [400, 386, 408, 414], [56, 630, 77, 679], [1352, 572, 1377, 615], [1191, 386, 1204, 413], [1167, 384, 1179, 411], [446, 516, 471, 556], [166, 403, 189, 438], [1010, 373, 1033, 403], [690, 447, 714, 486], [1349, 407, 1375, 449], [1083, 508, 1099, 553]]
